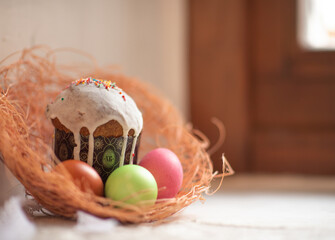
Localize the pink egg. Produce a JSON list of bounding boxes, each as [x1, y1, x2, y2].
[[139, 148, 183, 199]]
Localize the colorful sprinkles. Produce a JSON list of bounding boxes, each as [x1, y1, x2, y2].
[[71, 77, 127, 101]]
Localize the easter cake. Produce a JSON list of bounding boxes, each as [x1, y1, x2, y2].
[[46, 77, 143, 182]]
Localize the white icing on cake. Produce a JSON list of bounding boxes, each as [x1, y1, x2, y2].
[[46, 77, 143, 166]]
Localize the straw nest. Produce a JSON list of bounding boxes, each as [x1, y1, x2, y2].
[[0, 46, 233, 223]]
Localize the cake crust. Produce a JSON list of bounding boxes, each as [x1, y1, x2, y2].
[[52, 118, 135, 137]]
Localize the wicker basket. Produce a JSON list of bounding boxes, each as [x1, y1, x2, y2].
[[0, 46, 233, 223]]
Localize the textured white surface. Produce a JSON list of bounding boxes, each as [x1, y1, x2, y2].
[[28, 175, 335, 240], [1, 170, 335, 239], [75, 211, 118, 233], [0, 197, 36, 240]]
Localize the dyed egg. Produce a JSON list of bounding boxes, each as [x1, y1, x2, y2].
[[54, 160, 104, 196], [139, 148, 183, 199], [105, 165, 158, 206]]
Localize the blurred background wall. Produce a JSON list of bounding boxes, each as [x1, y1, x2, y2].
[[0, 0, 188, 117]]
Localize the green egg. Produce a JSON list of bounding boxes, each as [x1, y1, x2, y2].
[[105, 165, 158, 207]]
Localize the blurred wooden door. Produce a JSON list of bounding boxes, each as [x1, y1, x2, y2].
[[249, 0, 335, 174], [189, 0, 335, 174], [189, 0, 249, 172]]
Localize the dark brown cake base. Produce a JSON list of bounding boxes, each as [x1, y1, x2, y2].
[[54, 128, 141, 183]]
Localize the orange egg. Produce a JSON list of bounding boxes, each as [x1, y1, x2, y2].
[[54, 160, 104, 196]]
